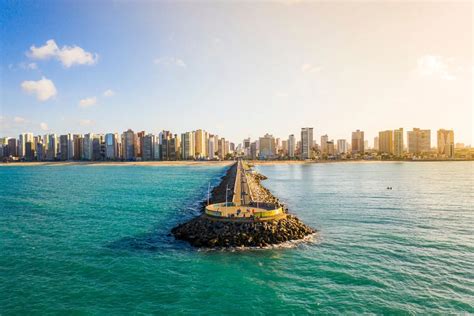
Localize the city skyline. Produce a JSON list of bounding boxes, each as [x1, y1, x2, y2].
[[1, 1, 472, 145], [2, 126, 466, 163]]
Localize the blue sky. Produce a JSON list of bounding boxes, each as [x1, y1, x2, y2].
[[1, 1, 472, 145]]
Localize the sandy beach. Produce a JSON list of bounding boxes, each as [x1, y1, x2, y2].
[[0, 161, 234, 167]]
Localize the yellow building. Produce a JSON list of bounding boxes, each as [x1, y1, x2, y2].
[[194, 129, 208, 159], [378, 130, 394, 154], [394, 128, 404, 157], [437, 129, 454, 158], [407, 128, 431, 155]]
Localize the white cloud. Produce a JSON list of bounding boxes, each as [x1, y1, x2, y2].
[[21, 77, 57, 101], [27, 39, 98, 68], [28, 39, 58, 59], [416, 55, 455, 80], [13, 116, 27, 124], [40, 122, 49, 131], [103, 89, 115, 97], [301, 63, 321, 73], [153, 57, 186, 68], [79, 119, 93, 126], [78, 97, 97, 108]]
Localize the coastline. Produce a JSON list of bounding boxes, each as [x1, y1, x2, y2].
[[251, 159, 472, 166], [0, 161, 234, 167]]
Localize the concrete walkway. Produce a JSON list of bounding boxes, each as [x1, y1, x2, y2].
[[232, 160, 251, 205]]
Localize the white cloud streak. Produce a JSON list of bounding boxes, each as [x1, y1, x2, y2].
[[78, 97, 97, 108], [21, 77, 57, 101], [27, 39, 98, 68]]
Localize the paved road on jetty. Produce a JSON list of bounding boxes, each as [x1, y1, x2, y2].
[[232, 160, 251, 206]]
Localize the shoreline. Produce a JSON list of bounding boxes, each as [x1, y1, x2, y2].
[[250, 159, 472, 165], [0, 161, 234, 167], [1, 159, 471, 167]]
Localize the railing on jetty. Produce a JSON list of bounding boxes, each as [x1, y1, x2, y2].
[[205, 202, 283, 219]]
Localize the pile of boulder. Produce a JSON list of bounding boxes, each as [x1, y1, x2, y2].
[[246, 171, 281, 207], [172, 214, 315, 248], [171, 162, 316, 248]]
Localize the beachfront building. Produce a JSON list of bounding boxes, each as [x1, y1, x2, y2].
[[327, 141, 335, 156], [337, 139, 347, 154], [378, 130, 394, 155], [321, 134, 328, 154], [142, 134, 155, 161], [288, 134, 296, 158], [208, 136, 216, 160], [73, 135, 83, 160], [394, 128, 404, 157], [122, 129, 137, 161], [105, 133, 118, 160], [258, 134, 276, 159], [194, 129, 207, 159], [59, 134, 71, 160], [407, 128, 431, 155], [437, 129, 454, 158], [301, 127, 313, 159], [181, 131, 195, 160], [351, 130, 365, 154], [18, 133, 34, 158]]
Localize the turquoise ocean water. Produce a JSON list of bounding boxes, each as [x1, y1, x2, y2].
[[1, 162, 473, 314]]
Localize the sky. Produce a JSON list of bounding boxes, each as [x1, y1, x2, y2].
[[0, 0, 472, 146]]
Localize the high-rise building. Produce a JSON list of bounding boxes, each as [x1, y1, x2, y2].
[[378, 130, 394, 154], [92, 135, 102, 161], [73, 135, 83, 160], [25, 142, 35, 161], [337, 139, 347, 154], [122, 129, 137, 161], [301, 127, 313, 159], [281, 140, 288, 155], [36, 142, 45, 161], [288, 134, 296, 158], [218, 138, 227, 159], [250, 141, 258, 160], [208, 136, 216, 160], [437, 129, 454, 158], [181, 131, 195, 160], [46, 134, 58, 160], [258, 134, 276, 159], [327, 141, 335, 156], [105, 133, 118, 160], [142, 134, 155, 161], [161, 132, 178, 160], [393, 128, 404, 157], [321, 134, 329, 154], [194, 129, 207, 158], [407, 128, 431, 155], [83, 133, 94, 160], [137, 131, 146, 158], [374, 137, 379, 151], [59, 134, 72, 160], [18, 133, 34, 158], [7, 138, 18, 157], [351, 130, 364, 154]]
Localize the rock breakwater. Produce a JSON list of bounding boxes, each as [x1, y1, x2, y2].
[[172, 215, 315, 248], [172, 162, 316, 248]]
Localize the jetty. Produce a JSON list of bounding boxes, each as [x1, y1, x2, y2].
[[172, 160, 315, 248]]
